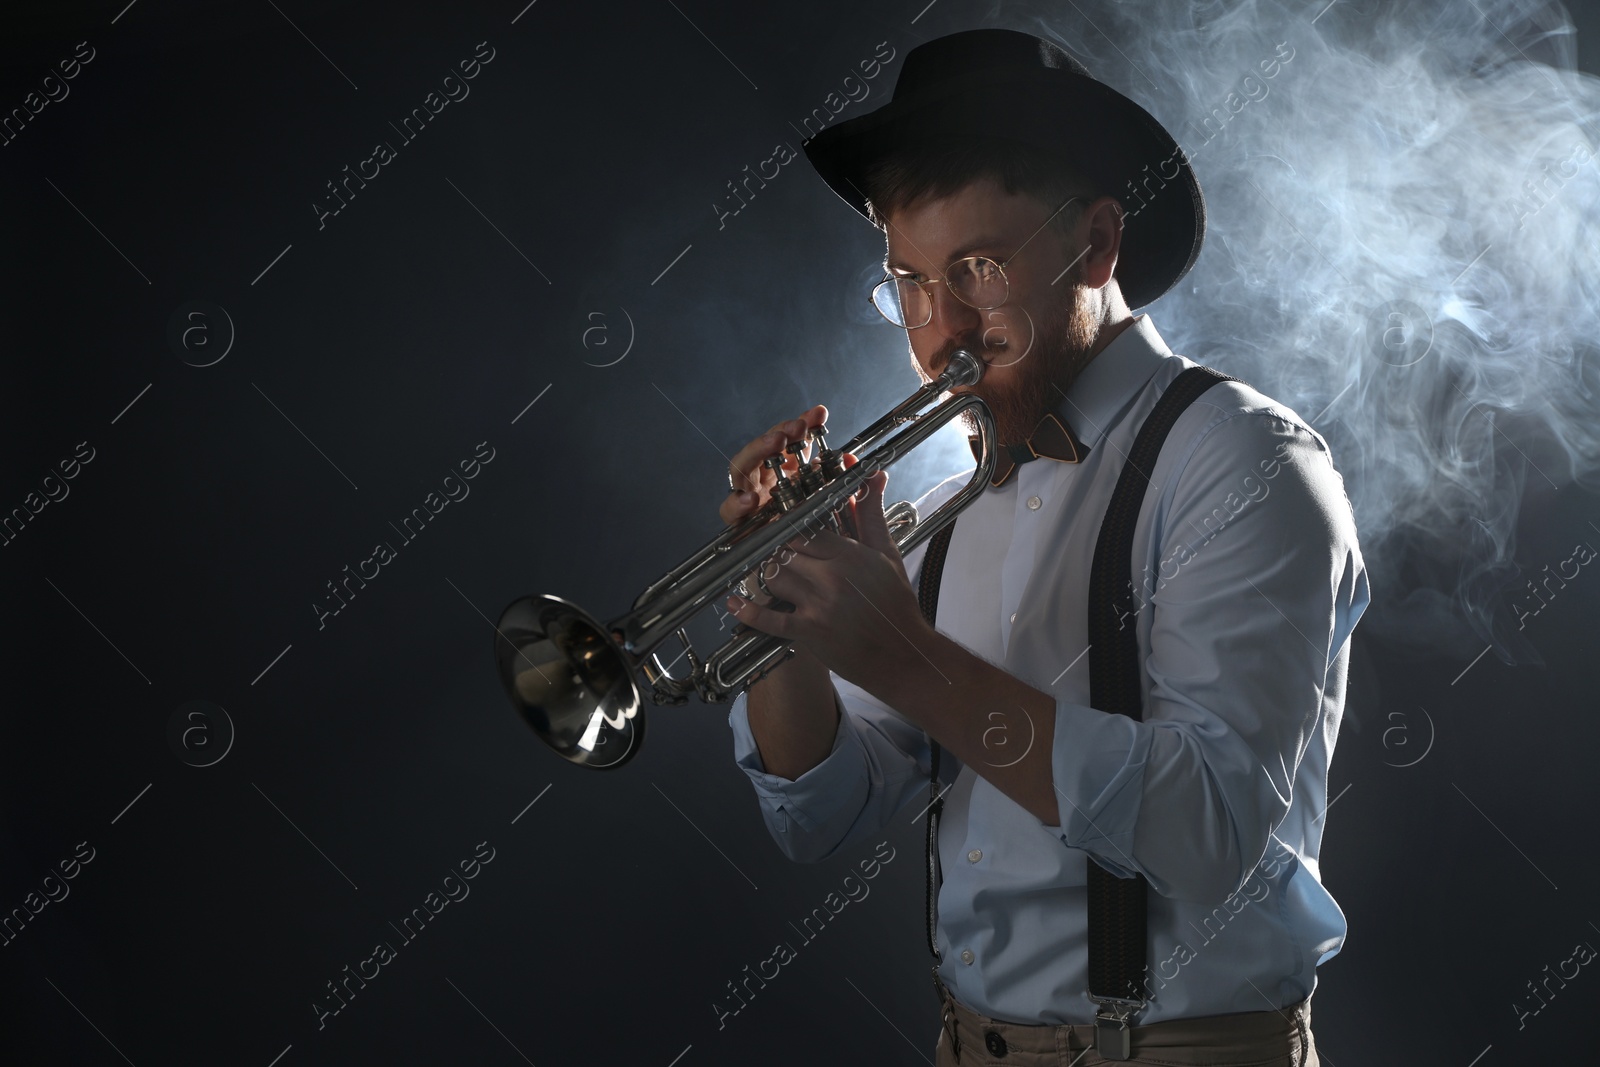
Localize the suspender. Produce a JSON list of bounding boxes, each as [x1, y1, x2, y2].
[[914, 365, 1239, 1059], [918, 520, 958, 961]]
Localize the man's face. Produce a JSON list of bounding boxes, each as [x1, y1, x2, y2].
[[882, 175, 1100, 445]]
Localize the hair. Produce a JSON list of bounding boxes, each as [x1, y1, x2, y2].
[[861, 135, 1103, 247]]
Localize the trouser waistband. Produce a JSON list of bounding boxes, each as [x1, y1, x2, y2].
[[933, 967, 1313, 1064]]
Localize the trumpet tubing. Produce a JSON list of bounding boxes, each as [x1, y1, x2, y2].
[[494, 349, 996, 769]]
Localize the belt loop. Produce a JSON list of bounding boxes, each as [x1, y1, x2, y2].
[[933, 966, 961, 1064]]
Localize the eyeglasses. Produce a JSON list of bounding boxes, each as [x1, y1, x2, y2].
[[868, 196, 1085, 329]]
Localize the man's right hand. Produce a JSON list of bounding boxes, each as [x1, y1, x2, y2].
[[719, 404, 829, 526], [722, 404, 838, 612]]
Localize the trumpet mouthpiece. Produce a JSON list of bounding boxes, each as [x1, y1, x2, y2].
[[940, 348, 984, 389]]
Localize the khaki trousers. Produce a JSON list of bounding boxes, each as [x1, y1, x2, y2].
[[934, 981, 1319, 1067]]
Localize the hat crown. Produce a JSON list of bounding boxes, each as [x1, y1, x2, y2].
[[801, 27, 1205, 310], [894, 28, 1090, 101]]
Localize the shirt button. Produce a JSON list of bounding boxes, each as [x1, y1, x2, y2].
[[968, 849, 982, 863], [1026, 495, 1043, 510], [960, 949, 975, 965], [1009, 612, 1017, 624]]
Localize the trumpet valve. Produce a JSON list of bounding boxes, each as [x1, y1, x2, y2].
[[763, 454, 804, 511], [818, 448, 848, 480], [784, 439, 812, 489]]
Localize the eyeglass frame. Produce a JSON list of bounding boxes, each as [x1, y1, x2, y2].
[[867, 194, 1088, 329]]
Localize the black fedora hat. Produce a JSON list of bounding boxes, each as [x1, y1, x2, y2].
[[802, 28, 1204, 310]]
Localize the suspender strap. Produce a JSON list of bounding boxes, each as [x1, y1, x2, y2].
[[917, 520, 958, 961], [912, 364, 1239, 1055], [1085, 365, 1237, 1057], [1088, 366, 1238, 718]]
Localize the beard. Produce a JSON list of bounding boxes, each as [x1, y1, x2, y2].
[[922, 270, 1101, 447]]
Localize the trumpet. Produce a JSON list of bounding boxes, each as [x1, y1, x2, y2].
[[493, 348, 996, 769]]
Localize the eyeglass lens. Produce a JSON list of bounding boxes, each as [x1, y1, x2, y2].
[[871, 257, 1008, 328]]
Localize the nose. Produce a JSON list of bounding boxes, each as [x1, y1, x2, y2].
[[915, 285, 983, 380], [927, 277, 981, 341]]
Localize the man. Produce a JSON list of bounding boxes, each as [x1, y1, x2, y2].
[[722, 29, 1366, 1066]]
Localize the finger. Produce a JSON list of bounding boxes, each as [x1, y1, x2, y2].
[[724, 426, 796, 528], [828, 452, 882, 537], [781, 407, 828, 444], [726, 483, 774, 524], [852, 471, 900, 557], [728, 429, 786, 493], [722, 407, 831, 523], [726, 593, 795, 641], [826, 453, 861, 538], [782, 406, 829, 471], [756, 553, 816, 605], [838, 451, 880, 506], [784, 529, 850, 561], [778, 524, 827, 559], [730, 407, 826, 489], [720, 487, 758, 524]]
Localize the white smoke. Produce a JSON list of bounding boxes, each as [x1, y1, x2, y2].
[[978, 0, 1600, 660]]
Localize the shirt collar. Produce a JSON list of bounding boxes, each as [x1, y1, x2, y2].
[[1051, 313, 1173, 451]]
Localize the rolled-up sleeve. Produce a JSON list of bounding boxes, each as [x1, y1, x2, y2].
[[729, 665, 948, 864], [1050, 407, 1369, 905]]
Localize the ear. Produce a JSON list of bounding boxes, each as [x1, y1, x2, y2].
[[1079, 196, 1125, 290]]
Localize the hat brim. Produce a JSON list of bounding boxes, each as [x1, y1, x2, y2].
[[803, 70, 1204, 310]]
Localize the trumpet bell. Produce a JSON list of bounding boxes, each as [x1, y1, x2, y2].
[[494, 593, 645, 769]]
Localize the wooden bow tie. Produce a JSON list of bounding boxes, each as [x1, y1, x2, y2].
[[968, 411, 1087, 487]]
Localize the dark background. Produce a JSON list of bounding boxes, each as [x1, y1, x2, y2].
[[1, 1, 1597, 1064]]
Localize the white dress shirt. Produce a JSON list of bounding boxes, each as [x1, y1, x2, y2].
[[728, 314, 1370, 1025]]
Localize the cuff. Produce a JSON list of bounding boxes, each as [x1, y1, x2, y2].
[[1051, 701, 1150, 879], [728, 691, 870, 835]]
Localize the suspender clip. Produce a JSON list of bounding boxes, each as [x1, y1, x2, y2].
[[1087, 994, 1145, 1061]]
